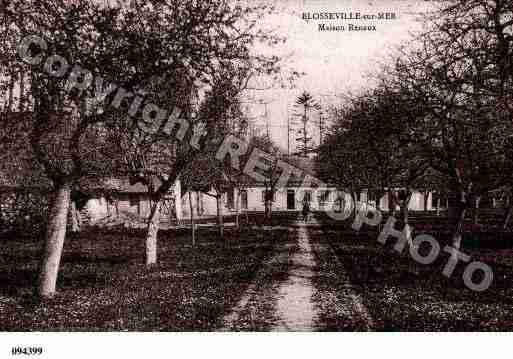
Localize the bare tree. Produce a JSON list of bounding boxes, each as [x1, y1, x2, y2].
[[2, 0, 284, 296], [386, 0, 513, 247]]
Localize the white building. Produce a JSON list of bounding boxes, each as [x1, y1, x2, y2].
[[180, 184, 440, 219]]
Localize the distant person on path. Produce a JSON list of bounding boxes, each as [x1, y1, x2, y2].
[[302, 197, 310, 222]]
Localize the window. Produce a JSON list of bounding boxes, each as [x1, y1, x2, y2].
[[318, 190, 330, 208], [305, 190, 311, 203], [227, 190, 234, 209], [241, 190, 248, 210]]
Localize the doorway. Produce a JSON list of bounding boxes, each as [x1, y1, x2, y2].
[[287, 190, 295, 210]]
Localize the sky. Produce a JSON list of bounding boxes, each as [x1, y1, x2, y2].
[[4, 0, 434, 155], [245, 0, 435, 153]]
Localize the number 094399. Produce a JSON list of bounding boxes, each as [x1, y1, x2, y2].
[[11, 347, 43, 356]]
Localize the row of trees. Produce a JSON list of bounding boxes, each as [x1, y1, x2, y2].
[[318, 0, 513, 249], [0, 0, 287, 297]]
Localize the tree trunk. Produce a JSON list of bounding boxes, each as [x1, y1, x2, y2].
[[188, 192, 195, 246], [405, 192, 413, 224], [503, 204, 513, 230], [235, 188, 240, 229], [142, 169, 185, 264], [447, 189, 468, 251], [70, 201, 81, 233], [216, 195, 224, 238], [268, 199, 273, 225], [7, 74, 15, 112], [145, 201, 161, 266], [472, 195, 481, 225], [401, 204, 409, 226], [196, 191, 201, 217], [452, 207, 466, 250], [303, 107, 308, 157], [38, 182, 72, 298], [402, 193, 413, 247], [19, 70, 25, 111], [376, 191, 385, 211], [388, 190, 396, 216], [397, 201, 412, 245], [352, 192, 358, 217], [265, 199, 273, 224]]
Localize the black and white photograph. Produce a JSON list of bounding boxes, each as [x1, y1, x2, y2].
[[0, 0, 512, 356]]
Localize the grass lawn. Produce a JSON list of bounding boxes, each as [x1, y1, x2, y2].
[[310, 216, 513, 331], [310, 234, 371, 331], [0, 226, 290, 331]]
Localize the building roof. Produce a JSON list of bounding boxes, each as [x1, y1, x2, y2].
[[246, 155, 321, 187], [78, 177, 168, 194]]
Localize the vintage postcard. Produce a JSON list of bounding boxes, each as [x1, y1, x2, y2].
[[0, 0, 511, 357]]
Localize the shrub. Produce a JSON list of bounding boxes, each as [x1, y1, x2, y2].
[[0, 188, 49, 238]]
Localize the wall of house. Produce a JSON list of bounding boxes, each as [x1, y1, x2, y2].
[[180, 187, 439, 217], [117, 195, 178, 221], [83, 197, 109, 223], [181, 191, 234, 218], [117, 194, 138, 216], [84, 185, 441, 222], [82, 179, 181, 223], [244, 187, 266, 211]]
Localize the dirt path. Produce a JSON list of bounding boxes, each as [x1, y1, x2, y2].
[[272, 222, 318, 331], [221, 218, 374, 331], [221, 220, 321, 331]]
